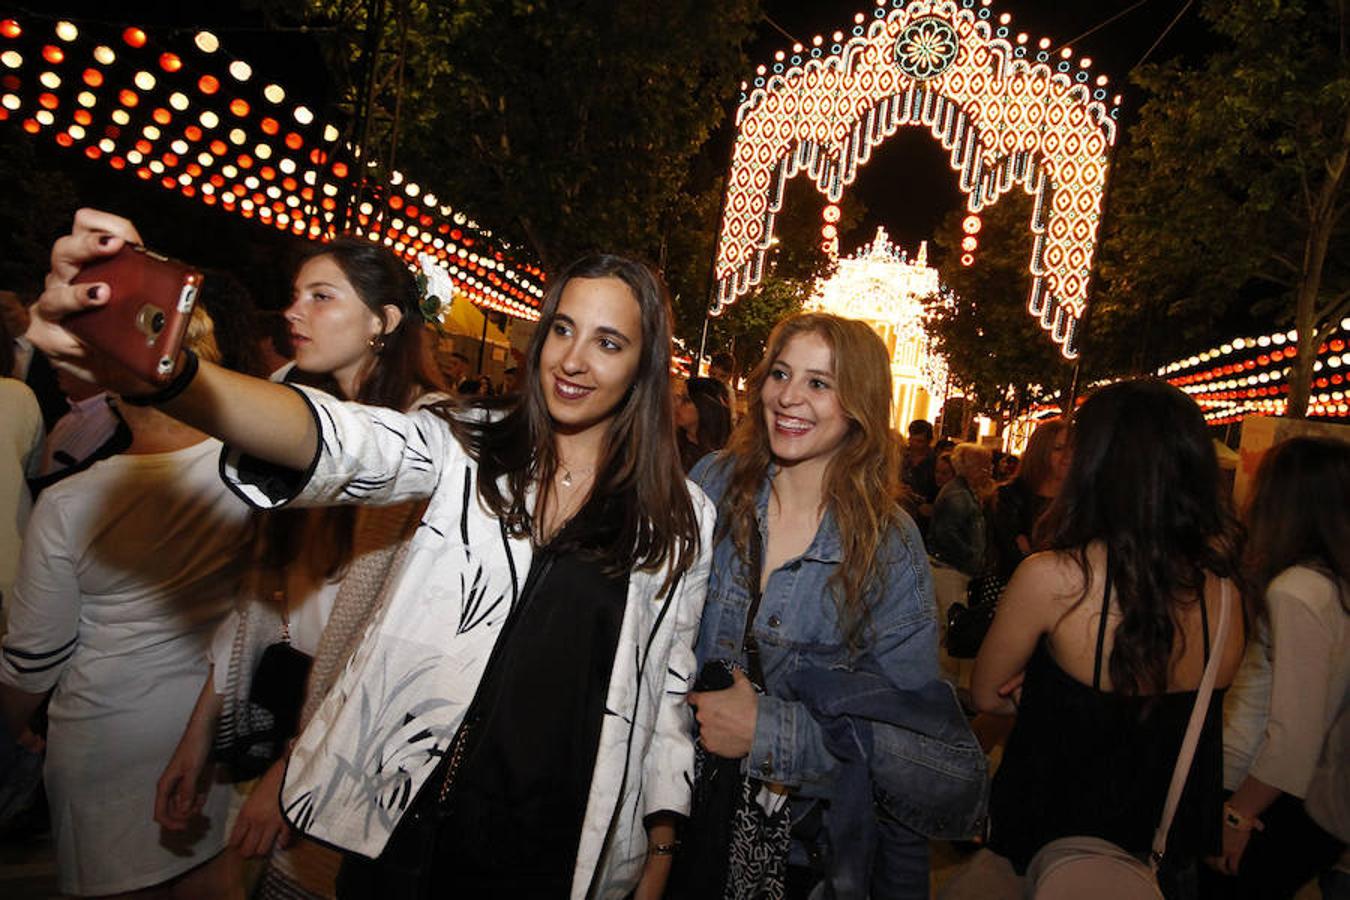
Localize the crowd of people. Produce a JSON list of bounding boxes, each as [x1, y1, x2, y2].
[[0, 208, 1344, 900]]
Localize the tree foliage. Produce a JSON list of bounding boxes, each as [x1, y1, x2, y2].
[[925, 190, 1070, 413], [294, 0, 457, 178], [1105, 0, 1350, 417], [339, 0, 762, 282]]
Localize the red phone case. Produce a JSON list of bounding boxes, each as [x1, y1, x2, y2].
[[68, 245, 203, 384]]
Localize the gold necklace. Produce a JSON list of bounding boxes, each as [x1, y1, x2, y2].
[[558, 463, 596, 489]]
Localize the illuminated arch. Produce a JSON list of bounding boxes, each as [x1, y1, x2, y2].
[[712, 0, 1120, 358]]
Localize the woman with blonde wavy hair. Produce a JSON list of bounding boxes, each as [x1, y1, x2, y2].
[[685, 312, 943, 898]]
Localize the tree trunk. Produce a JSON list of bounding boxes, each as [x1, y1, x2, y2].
[[1287, 107, 1350, 419]]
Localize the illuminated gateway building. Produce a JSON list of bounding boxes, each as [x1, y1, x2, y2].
[[806, 226, 949, 429]]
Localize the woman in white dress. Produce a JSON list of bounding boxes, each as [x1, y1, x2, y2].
[[0, 308, 254, 898]]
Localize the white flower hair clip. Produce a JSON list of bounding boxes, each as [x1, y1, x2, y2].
[[415, 252, 455, 323]]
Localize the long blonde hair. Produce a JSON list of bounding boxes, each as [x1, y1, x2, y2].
[[719, 313, 900, 647]]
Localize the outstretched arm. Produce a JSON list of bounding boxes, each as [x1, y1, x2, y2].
[[29, 209, 317, 471]]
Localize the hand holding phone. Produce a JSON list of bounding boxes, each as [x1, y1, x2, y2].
[[66, 244, 203, 384]]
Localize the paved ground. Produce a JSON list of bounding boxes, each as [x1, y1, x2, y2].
[[0, 824, 1324, 898]]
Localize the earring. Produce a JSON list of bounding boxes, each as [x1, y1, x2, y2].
[[369, 334, 386, 353]]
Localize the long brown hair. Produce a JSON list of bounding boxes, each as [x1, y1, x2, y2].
[[1014, 418, 1067, 496], [1245, 436, 1350, 614], [269, 237, 443, 578], [718, 313, 900, 647], [1040, 380, 1244, 695], [448, 254, 699, 584]]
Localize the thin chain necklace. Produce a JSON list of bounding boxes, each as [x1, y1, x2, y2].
[[557, 462, 596, 489]]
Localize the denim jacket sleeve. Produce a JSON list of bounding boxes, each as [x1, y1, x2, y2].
[[929, 481, 985, 574], [748, 516, 939, 792]]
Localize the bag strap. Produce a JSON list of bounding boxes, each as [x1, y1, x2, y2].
[[1093, 547, 1114, 690], [275, 590, 292, 644], [1150, 579, 1231, 870], [742, 524, 768, 689]]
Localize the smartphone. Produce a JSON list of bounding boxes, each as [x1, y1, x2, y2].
[[68, 244, 203, 384]]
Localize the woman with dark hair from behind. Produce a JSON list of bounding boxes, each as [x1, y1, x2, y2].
[[987, 418, 1068, 582], [196, 270, 268, 378], [953, 380, 1247, 894], [1207, 437, 1349, 898], [33, 209, 712, 898], [689, 376, 733, 443]]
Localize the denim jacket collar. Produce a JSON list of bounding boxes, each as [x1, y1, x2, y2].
[[756, 466, 844, 565]]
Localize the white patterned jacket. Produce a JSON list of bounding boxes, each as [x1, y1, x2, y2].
[[222, 386, 715, 898]]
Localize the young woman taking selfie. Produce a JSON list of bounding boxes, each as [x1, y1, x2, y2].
[[29, 210, 713, 899]]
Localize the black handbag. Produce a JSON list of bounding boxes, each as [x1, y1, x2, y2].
[[945, 574, 1005, 659], [215, 605, 314, 781], [669, 527, 790, 900]]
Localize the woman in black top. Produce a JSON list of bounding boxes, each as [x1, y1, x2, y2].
[[970, 380, 1249, 890]]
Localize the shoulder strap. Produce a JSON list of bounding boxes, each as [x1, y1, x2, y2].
[[276, 590, 292, 643], [1093, 547, 1113, 690], [1150, 579, 1232, 870], [1199, 587, 1211, 662], [742, 524, 768, 688]]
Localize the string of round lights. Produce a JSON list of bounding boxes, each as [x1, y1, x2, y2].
[[1156, 318, 1350, 424], [0, 14, 545, 322]]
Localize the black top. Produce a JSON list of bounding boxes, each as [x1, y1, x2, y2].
[[988, 480, 1052, 580], [359, 501, 630, 899], [988, 589, 1223, 873], [903, 450, 938, 503], [678, 432, 710, 474]]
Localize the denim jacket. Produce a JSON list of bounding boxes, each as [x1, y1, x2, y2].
[[689, 454, 942, 808], [928, 477, 986, 575]]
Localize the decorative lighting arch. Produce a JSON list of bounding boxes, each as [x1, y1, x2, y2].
[[713, 0, 1120, 358]]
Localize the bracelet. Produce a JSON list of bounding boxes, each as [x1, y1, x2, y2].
[[121, 349, 199, 407], [1223, 803, 1265, 833], [649, 840, 680, 857]]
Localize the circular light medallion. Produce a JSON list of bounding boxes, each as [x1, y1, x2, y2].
[[894, 16, 959, 80]]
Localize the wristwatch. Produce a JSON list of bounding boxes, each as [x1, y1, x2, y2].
[[1223, 803, 1264, 833]]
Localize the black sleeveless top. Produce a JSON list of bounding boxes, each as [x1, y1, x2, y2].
[[987, 582, 1225, 873]]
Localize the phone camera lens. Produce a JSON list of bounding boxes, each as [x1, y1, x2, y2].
[[151, 311, 166, 334]]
